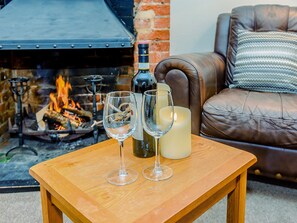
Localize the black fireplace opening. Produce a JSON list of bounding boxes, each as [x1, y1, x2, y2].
[[1, 47, 135, 142]]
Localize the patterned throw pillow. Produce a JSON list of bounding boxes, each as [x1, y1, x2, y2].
[[230, 30, 297, 94]]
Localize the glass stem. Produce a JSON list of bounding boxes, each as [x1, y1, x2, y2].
[[154, 137, 162, 174], [118, 140, 127, 176]]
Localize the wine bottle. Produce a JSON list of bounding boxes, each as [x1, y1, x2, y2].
[[131, 41, 156, 158]]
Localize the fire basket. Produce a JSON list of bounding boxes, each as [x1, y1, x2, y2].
[[6, 77, 38, 157]]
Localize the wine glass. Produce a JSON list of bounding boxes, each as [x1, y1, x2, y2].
[[141, 89, 174, 181], [103, 91, 138, 185]]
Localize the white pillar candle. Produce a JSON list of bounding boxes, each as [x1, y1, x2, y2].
[[156, 83, 171, 123], [157, 82, 171, 92], [159, 106, 191, 159], [156, 83, 171, 109]]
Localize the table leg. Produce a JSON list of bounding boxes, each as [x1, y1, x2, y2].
[[227, 171, 247, 223], [40, 186, 63, 223]]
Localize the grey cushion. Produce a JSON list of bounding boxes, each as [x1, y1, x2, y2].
[[230, 30, 297, 94]]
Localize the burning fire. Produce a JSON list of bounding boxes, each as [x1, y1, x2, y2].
[[48, 75, 85, 130], [49, 75, 79, 112]]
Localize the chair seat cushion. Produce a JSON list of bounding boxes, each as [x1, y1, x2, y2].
[[201, 88, 297, 148]]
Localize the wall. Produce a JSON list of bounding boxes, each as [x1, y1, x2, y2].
[[171, 0, 297, 55]]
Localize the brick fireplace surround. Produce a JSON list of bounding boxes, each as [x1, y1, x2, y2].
[[0, 0, 170, 141]]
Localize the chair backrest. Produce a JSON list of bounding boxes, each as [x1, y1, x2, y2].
[[214, 13, 230, 60], [214, 5, 297, 86]]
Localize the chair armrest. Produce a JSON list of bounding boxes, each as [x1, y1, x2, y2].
[[154, 52, 225, 135]]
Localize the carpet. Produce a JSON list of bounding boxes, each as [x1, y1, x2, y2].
[[0, 132, 108, 193], [194, 178, 297, 223]]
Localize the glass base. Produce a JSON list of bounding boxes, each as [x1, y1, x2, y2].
[[142, 165, 173, 181], [106, 169, 138, 186]]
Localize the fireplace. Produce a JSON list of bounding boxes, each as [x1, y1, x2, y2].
[[0, 0, 170, 145], [0, 0, 135, 144]]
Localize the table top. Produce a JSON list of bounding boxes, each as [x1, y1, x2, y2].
[[30, 135, 256, 223]]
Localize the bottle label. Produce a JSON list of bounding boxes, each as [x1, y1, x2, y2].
[[138, 62, 149, 70], [133, 92, 143, 140]]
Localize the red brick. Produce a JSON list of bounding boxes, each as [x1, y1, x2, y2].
[[150, 41, 170, 51], [149, 52, 157, 63], [148, 53, 157, 63], [134, 40, 166, 54], [149, 51, 169, 64], [154, 17, 170, 29], [139, 5, 170, 16], [137, 30, 170, 41], [137, 0, 170, 3], [157, 51, 170, 62], [153, 0, 170, 3], [134, 18, 153, 30], [150, 63, 158, 73], [138, 0, 154, 3]]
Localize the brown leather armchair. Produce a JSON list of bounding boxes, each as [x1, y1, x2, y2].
[[155, 5, 297, 183]]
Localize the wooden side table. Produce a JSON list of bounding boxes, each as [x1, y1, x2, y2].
[[30, 135, 256, 223]]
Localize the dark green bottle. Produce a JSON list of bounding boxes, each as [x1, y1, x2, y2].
[[131, 41, 156, 158]]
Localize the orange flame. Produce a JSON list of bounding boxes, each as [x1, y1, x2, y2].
[[49, 75, 78, 112]]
